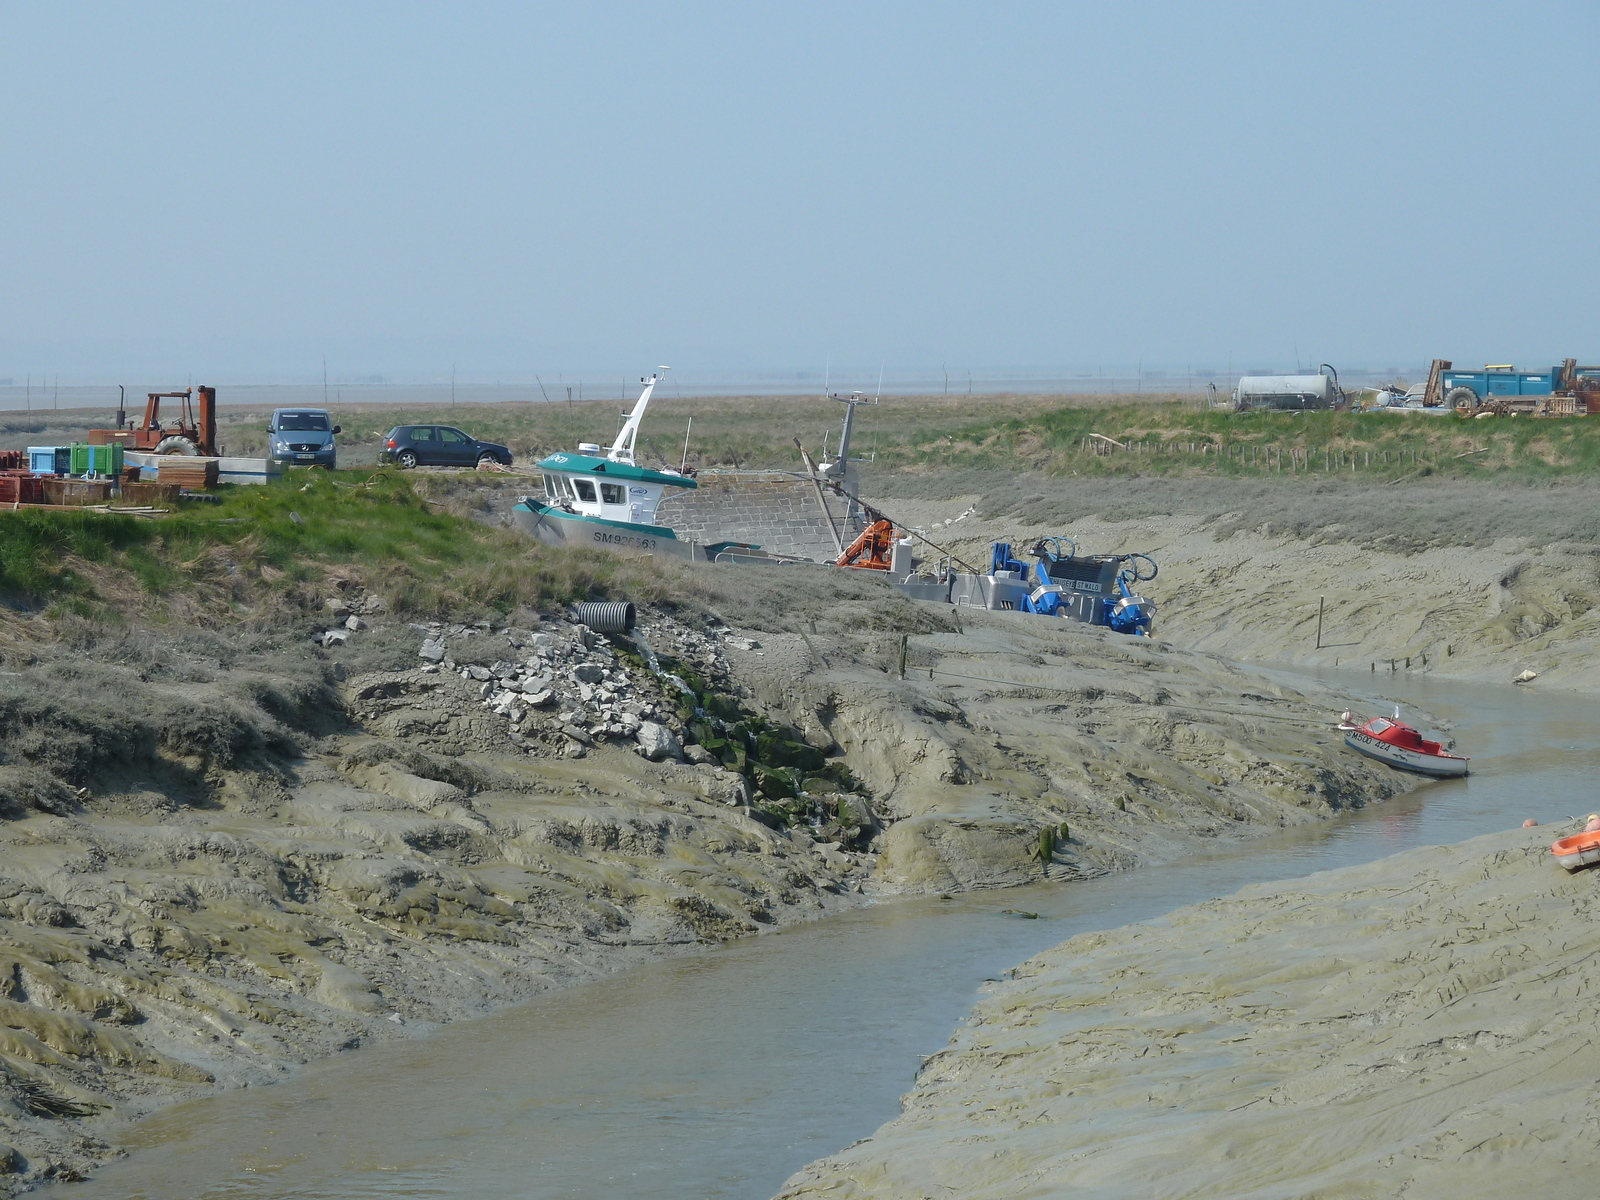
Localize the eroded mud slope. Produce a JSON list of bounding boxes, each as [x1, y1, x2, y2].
[[777, 825, 1600, 1200]]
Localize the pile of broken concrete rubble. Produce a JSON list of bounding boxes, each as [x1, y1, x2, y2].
[[398, 613, 722, 770]]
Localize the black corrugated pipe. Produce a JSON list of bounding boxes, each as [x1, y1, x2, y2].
[[572, 601, 636, 633]]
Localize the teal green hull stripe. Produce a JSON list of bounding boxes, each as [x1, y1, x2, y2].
[[514, 502, 681, 539]]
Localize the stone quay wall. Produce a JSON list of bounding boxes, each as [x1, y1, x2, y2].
[[657, 470, 865, 562]]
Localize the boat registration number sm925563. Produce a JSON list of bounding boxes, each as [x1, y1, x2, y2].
[[593, 529, 657, 551]]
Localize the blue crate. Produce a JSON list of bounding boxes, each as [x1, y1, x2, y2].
[[27, 447, 69, 476]]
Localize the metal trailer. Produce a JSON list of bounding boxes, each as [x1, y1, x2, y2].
[[1231, 365, 1343, 411], [1444, 359, 1600, 416]]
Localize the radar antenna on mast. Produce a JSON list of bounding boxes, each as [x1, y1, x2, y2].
[[821, 376, 879, 481]]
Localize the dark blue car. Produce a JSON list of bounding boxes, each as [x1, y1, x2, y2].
[[379, 425, 513, 469]]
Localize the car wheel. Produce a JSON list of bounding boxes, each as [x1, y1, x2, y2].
[[477, 453, 498, 470], [397, 450, 419, 469]]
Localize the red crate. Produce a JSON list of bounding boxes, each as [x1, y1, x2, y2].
[[0, 472, 47, 505]]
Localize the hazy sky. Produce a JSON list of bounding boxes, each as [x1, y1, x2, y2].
[[3, 2, 1596, 383]]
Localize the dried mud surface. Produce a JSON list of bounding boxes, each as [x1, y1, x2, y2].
[[777, 825, 1600, 1200], [0, 573, 1405, 1192], [880, 489, 1600, 693]]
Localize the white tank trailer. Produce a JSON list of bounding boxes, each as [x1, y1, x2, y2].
[[1231, 365, 1344, 411]]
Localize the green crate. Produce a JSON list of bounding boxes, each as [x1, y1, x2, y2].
[[69, 443, 124, 477]]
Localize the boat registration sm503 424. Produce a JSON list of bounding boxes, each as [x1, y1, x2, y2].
[[1338, 712, 1469, 778]]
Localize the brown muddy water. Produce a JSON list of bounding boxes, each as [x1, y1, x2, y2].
[[48, 674, 1594, 1200]]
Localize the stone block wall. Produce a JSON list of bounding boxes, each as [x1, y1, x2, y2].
[[656, 470, 865, 561]]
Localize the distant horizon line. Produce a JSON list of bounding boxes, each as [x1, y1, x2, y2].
[[0, 361, 1454, 396]]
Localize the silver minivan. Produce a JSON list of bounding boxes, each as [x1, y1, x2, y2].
[[268, 409, 341, 469]]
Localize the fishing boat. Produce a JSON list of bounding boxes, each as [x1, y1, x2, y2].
[[1338, 709, 1468, 778], [512, 371, 713, 560], [1551, 831, 1600, 872]]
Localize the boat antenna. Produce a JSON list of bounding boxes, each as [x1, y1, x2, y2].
[[607, 366, 669, 465], [1393, 703, 1401, 720]]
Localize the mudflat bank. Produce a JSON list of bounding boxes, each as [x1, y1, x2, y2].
[[0, 555, 1409, 1192], [777, 822, 1599, 1199], [876, 474, 1600, 692]]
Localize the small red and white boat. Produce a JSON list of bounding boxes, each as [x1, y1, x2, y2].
[[1338, 709, 1468, 778]]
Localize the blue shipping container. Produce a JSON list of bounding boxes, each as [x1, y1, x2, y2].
[[27, 446, 70, 475]]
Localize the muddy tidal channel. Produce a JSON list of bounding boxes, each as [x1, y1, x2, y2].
[[49, 676, 1591, 1200]]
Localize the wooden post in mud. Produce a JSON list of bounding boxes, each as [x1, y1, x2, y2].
[[898, 634, 908, 678], [1316, 596, 1324, 649]]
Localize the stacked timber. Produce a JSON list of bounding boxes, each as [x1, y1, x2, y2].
[[155, 458, 219, 490]]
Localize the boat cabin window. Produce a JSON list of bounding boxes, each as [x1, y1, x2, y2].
[[541, 473, 571, 500], [572, 479, 598, 503], [600, 482, 626, 505], [1366, 718, 1393, 733]]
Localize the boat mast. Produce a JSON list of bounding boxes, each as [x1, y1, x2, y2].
[[607, 366, 669, 465]]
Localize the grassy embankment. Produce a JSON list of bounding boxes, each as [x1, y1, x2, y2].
[[0, 468, 932, 639], [0, 471, 672, 622]]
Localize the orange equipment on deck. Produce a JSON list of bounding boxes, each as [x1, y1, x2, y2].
[[836, 518, 896, 570]]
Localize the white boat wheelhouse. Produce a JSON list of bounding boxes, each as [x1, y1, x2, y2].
[[535, 371, 696, 528]]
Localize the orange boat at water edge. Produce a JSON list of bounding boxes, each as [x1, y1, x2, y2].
[[1551, 830, 1600, 872]]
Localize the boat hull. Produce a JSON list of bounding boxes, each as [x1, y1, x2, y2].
[[1343, 730, 1469, 777], [1551, 832, 1600, 872], [511, 502, 702, 559]]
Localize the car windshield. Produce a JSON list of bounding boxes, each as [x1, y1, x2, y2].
[[277, 412, 330, 431]]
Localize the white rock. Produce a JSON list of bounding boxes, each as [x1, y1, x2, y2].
[[419, 639, 446, 662], [634, 721, 683, 762], [322, 629, 350, 648], [345, 615, 366, 631], [525, 689, 555, 708]]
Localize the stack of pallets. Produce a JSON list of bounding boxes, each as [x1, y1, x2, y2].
[[154, 458, 220, 490]]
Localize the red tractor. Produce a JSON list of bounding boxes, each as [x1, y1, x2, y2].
[[88, 386, 219, 456]]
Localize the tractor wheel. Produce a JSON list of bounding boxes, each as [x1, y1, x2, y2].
[[397, 450, 419, 469], [154, 436, 198, 455], [1446, 386, 1479, 414]]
